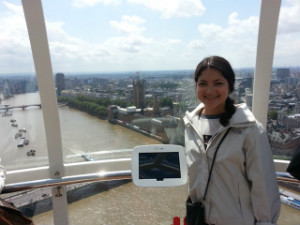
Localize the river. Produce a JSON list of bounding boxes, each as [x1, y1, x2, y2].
[[0, 93, 299, 225], [0, 92, 162, 170]]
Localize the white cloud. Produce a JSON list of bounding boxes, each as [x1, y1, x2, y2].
[[187, 40, 206, 49], [198, 12, 259, 42], [190, 13, 260, 67], [0, 0, 299, 73], [166, 39, 182, 45], [72, 0, 121, 8], [2, 1, 23, 13], [158, 39, 183, 52], [46, 14, 153, 69], [110, 15, 146, 35], [0, 2, 33, 72], [106, 35, 153, 53], [127, 0, 205, 18], [278, 0, 300, 34]]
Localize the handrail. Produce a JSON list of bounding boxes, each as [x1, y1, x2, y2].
[[2, 170, 132, 194], [2, 171, 298, 194], [276, 172, 300, 184]]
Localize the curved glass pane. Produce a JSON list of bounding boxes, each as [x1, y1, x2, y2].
[[269, 0, 300, 161], [271, 1, 300, 224], [0, 1, 48, 170], [41, 0, 261, 164]]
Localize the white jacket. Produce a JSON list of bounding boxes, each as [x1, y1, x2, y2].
[[183, 103, 281, 225], [0, 159, 5, 193]]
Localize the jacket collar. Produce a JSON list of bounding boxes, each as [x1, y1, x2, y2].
[[184, 103, 255, 127]]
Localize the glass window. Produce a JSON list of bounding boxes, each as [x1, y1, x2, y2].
[[0, 0, 49, 170], [271, 1, 300, 224], [2, 0, 299, 224], [269, 0, 300, 161], [41, 0, 261, 165]]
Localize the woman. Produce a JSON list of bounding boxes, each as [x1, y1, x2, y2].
[[183, 56, 281, 225]]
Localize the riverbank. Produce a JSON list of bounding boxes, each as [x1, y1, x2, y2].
[[5, 180, 131, 217], [110, 119, 165, 143]]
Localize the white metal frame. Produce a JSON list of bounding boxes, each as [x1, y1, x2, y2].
[[252, 0, 281, 127], [7, 0, 287, 224], [251, 0, 288, 172], [21, 0, 68, 224]]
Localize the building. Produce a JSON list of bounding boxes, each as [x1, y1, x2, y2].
[[276, 68, 290, 82], [133, 76, 145, 109], [55, 73, 65, 96]]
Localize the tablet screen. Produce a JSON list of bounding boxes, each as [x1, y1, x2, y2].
[[139, 152, 181, 180], [131, 144, 187, 187]]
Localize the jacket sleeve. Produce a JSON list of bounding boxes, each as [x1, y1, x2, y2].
[[243, 122, 281, 225], [0, 158, 6, 193]]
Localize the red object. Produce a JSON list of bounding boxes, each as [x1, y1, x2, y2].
[[184, 217, 187, 225], [173, 216, 180, 225]]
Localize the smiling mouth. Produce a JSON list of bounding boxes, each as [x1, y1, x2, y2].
[[204, 95, 218, 100]]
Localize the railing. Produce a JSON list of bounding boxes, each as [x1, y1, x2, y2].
[[1, 170, 299, 225], [2, 170, 131, 194], [2, 170, 298, 194], [276, 172, 300, 184]]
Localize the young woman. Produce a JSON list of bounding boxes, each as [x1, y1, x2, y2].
[[184, 56, 281, 225]]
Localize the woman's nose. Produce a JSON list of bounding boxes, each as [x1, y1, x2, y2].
[[205, 87, 214, 94]]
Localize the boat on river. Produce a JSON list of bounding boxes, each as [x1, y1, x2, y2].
[[27, 150, 36, 156], [18, 138, 25, 147]]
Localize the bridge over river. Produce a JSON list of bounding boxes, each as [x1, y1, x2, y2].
[[0, 104, 41, 111]]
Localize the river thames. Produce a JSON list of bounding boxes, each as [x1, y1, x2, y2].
[[0, 93, 299, 225]]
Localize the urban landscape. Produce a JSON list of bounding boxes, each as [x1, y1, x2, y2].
[[1, 67, 300, 159]]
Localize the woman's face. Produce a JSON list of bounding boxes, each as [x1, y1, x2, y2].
[[196, 68, 230, 115]]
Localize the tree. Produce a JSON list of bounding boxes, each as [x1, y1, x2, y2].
[[268, 110, 278, 120], [159, 97, 173, 109]]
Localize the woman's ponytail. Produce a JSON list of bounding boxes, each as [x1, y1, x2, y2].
[[219, 97, 236, 126]]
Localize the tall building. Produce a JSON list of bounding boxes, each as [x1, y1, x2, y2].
[[133, 76, 145, 109], [55, 73, 65, 96], [276, 68, 290, 82]]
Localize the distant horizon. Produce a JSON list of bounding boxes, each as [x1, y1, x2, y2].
[[1, 66, 300, 78]]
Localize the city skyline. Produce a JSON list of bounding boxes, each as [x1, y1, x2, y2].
[[0, 0, 299, 74]]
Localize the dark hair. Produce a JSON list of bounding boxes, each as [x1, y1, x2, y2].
[[194, 56, 236, 126]]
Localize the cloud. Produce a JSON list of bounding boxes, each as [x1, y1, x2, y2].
[[108, 15, 153, 53], [197, 12, 259, 43], [46, 14, 153, 69], [187, 40, 206, 49], [158, 39, 183, 52], [0, 2, 33, 72], [110, 15, 146, 35], [278, 0, 300, 34], [127, 0, 205, 18], [0, 0, 299, 73], [72, 0, 121, 8], [106, 35, 153, 53]]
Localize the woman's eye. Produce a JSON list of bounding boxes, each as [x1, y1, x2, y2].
[[215, 82, 223, 86], [198, 83, 206, 86]]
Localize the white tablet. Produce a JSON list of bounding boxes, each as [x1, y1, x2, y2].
[[131, 144, 187, 187]]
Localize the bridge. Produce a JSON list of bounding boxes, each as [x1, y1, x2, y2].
[[0, 104, 42, 111]]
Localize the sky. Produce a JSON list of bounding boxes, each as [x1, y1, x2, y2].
[[0, 0, 299, 74]]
